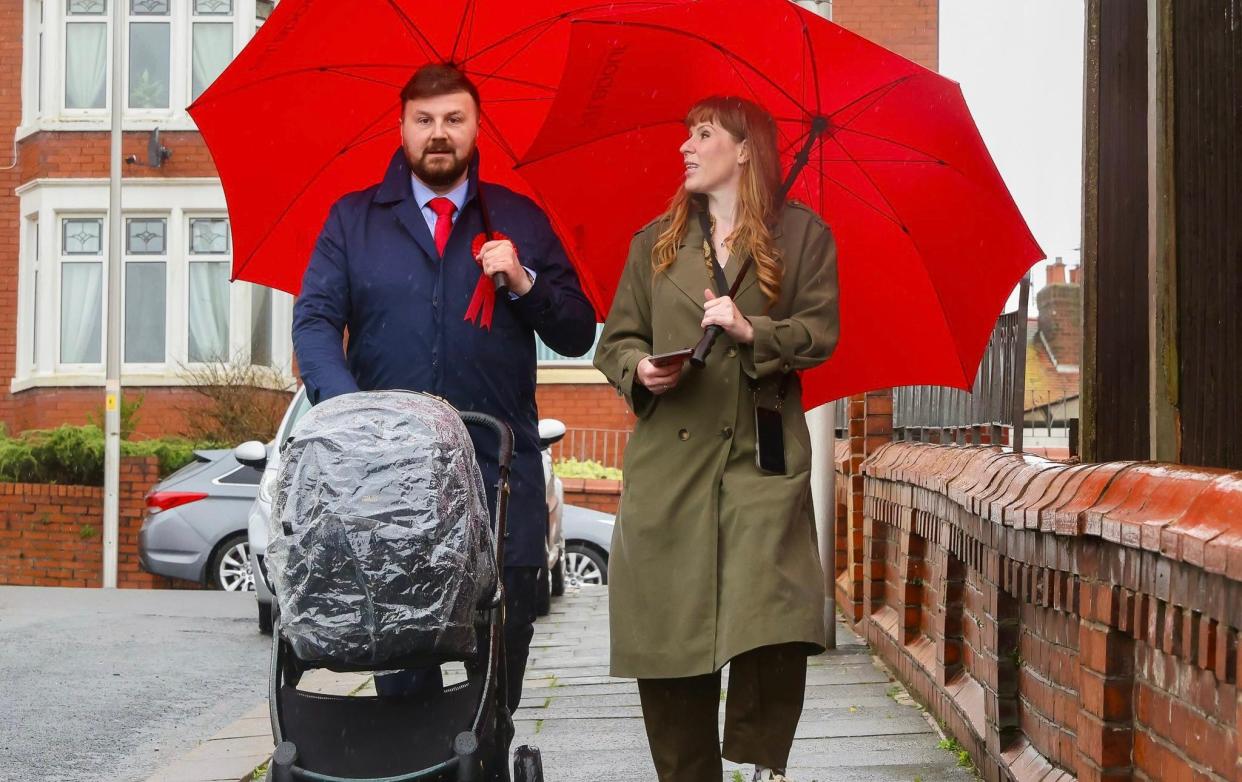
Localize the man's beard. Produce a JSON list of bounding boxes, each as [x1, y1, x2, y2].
[[409, 142, 472, 188]]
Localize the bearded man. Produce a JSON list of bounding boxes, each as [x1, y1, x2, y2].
[[292, 63, 597, 713]]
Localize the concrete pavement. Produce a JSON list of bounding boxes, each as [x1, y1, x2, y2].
[[516, 587, 977, 781], [163, 585, 976, 781], [0, 586, 269, 782]]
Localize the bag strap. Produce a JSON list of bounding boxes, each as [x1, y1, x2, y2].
[[696, 208, 788, 402]]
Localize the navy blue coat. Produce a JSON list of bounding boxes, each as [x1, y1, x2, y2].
[[292, 149, 597, 568]]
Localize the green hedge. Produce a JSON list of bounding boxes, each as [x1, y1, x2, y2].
[[0, 425, 225, 485], [552, 458, 622, 481]]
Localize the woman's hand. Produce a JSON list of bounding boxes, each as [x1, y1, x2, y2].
[[637, 355, 684, 395], [702, 289, 755, 344]]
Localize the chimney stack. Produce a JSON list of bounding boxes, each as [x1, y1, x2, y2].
[[1046, 257, 1067, 286], [1069, 265, 1082, 285]]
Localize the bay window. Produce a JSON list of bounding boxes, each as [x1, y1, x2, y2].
[[25, 0, 261, 129], [15, 180, 295, 390]]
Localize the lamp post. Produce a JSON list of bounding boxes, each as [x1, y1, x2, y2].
[[791, 0, 837, 649], [103, 0, 125, 588]]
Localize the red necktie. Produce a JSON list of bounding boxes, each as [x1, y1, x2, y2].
[[428, 197, 457, 257]]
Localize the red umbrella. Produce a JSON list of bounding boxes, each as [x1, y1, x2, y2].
[[188, 0, 682, 297], [517, 0, 1044, 408]]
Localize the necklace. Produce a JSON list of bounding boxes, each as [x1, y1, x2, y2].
[[703, 215, 731, 272]]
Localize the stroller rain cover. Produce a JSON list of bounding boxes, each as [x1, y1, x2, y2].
[[268, 391, 498, 666]]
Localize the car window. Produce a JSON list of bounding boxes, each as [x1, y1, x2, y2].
[[217, 464, 264, 486], [279, 390, 312, 443]]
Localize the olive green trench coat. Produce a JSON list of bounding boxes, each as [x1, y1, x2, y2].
[[594, 202, 840, 679]]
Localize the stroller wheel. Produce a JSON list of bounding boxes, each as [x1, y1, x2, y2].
[[512, 745, 544, 782], [270, 741, 298, 782]]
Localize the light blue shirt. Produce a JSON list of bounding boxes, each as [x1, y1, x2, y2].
[[410, 174, 534, 298], [411, 174, 468, 235]]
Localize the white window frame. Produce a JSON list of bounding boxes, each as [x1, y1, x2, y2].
[[121, 212, 171, 369], [13, 178, 295, 392], [56, 213, 107, 370], [20, 0, 263, 137], [185, 213, 235, 365]]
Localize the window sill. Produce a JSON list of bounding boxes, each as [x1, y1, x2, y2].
[[11, 370, 296, 394], [536, 366, 608, 385], [17, 115, 203, 141]]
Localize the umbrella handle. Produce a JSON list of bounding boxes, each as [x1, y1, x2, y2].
[[492, 272, 508, 296], [690, 325, 724, 368]]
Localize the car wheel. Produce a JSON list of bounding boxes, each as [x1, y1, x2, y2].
[[258, 601, 273, 635], [565, 544, 608, 588], [550, 555, 565, 598], [209, 533, 255, 592], [535, 567, 551, 617]]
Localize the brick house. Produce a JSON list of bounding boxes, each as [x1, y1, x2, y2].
[[0, 0, 938, 445], [1023, 258, 1082, 458]]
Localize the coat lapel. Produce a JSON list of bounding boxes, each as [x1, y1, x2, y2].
[[664, 216, 710, 307], [375, 148, 439, 263], [732, 209, 787, 302]]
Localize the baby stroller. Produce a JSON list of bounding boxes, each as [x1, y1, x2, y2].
[[263, 391, 545, 782]]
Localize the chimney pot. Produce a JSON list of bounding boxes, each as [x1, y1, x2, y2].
[[1046, 258, 1067, 286]]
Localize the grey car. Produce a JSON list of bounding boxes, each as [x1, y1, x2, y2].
[[238, 388, 614, 633], [137, 450, 264, 591]]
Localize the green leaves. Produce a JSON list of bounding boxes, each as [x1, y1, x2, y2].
[[0, 425, 223, 485]]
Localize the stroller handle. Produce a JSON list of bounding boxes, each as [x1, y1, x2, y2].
[[458, 411, 515, 477]]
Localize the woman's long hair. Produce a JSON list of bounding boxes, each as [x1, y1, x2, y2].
[[651, 96, 784, 309]]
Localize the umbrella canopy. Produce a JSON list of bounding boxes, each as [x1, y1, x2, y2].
[[188, 0, 681, 297], [517, 0, 1044, 407]]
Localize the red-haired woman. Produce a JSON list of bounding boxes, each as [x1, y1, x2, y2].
[[595, 96, 840, 782]]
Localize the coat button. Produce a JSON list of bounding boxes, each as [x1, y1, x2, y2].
[[678, 429, 690, 441], [721, 427, 734, 439], [726, 346, 738, 358]]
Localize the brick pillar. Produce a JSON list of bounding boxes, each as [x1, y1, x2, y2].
[[900, 528, 927, 644], [982, 568, 1022, 761], [1076, 616, 1136, 781], [844, 389, 894, 623], [935, 543, 966, 686]]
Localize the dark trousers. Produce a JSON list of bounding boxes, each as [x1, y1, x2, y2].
[[375, 566, 539, 712], [637, 643, 809, 782]]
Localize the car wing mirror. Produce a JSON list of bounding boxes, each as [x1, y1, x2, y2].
[[234, 440, 269, 469], [538, 418, 567, 449]]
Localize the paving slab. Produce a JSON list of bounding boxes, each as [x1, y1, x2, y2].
[[157, 585, 978, 781], [512, 587, 978, 781]]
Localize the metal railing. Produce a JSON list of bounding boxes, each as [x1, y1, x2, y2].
[[536, 324, 604, 365], [550, 428, 630, 470], [892, 277, 1031, 450]]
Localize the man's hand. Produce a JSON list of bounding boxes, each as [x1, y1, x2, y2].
[[702, 289, 754, 344], [477, 239, 532, 296], [636, 355, 685, 395]]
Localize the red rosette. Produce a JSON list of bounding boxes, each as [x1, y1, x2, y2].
[[466, 232, 516, 330]]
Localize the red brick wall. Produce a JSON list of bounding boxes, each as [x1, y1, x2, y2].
[[561, 478, 621, 516], [536, 383, 635, 432], [0, 455, 197, 588], [846, 444, 1242, 782], [835, 0, 940, 71], [6, 386, 292, 442], [0, 3, 26, 433], [17, 130, 219, 182]]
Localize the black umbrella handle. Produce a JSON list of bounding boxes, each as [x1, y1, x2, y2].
[[473, 162, 510, 296], [690, 325, 724, 368]]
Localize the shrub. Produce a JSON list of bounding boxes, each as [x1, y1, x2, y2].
[[552, 458, 622, 481], [177, 353, 294, 445], [0, 425, 223, 485]]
